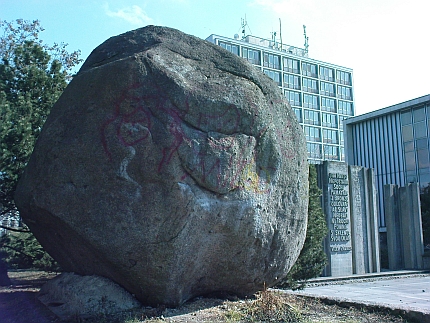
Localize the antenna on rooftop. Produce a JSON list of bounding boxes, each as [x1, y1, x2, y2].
[[240, 16, 252, 39], [279, 18, 283, 51], [303, 25, 309, 55], [271, 30, 277, 46]]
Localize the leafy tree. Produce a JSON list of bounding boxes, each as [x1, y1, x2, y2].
[[0, 19, 82, 272], [420, 184, 430, 247], [1, 19, 81, 222], [277, 164, 328, 289]]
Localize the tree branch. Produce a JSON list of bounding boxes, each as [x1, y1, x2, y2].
[[1, 245, 37, 260], [0, 225, 30, 233]]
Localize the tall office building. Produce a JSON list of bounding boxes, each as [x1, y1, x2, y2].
[[206, 33, 355, 163]]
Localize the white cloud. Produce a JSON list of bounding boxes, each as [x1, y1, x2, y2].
[[104, 3, 154, 26], [250, 0, 312, 14]]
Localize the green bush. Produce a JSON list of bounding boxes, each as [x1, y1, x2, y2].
[[278, 164, 328, 289], [420, 184, 430, 247], [0, 229, 60, 271]]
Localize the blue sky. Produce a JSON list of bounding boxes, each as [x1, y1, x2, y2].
[[2, 0, 429, 115]]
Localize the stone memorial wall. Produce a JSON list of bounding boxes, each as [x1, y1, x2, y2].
[[318, 161, 380, 277], [319, 162, 353, 276]]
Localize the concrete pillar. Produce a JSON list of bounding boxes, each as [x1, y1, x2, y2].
[[349, 166, 380, 274], [349, 166, 366, 274], [400, 183, 424, 269], [384, 183, 424, 270], [384, 184, 403, 270], [366, 168, 381, 273]]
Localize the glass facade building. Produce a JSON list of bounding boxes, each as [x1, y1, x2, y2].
[[344, 94, 430, 229], [206, 34, 355, 163]]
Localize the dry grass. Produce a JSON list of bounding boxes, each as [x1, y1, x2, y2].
[[223, 289, 302, 322]]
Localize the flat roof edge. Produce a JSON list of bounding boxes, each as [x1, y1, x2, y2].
[[206, 34, 353, 71], [344, 94, 430, 125]]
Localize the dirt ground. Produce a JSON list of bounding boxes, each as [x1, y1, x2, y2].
[[0, 271, 60, 323], [0, 271, 412, 323]]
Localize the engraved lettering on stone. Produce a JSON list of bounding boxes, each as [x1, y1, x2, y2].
[[328, 172, 351, 249]]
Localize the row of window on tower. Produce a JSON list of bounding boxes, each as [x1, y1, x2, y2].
[[293, 109, 347, 129], [219, 41, 352, 85], [285, 90, 353, 115], [304, 126, 344, 145], [278, 72, 353, 100], [307, 143, 344, 161]]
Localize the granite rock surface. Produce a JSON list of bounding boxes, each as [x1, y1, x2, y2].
[[15, 25, 309, 306]]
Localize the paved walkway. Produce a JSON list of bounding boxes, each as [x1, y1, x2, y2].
[[281, 271, 430, 322]]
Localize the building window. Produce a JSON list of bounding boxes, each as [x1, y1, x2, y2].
[[263, 52, 280, 69], [413, 107, 426, 122], [302, 62, 317, 78], [419, 172, 430, 188], [302, 78, 318, 93], [263, 69, 281, 86], [336, 70, 351, 85], [304, 109, 320, 125], [337, 85, 352, 100], [338, 100, 353, 115], [416, 138, 427, 150], [340, 147, 345, 161], [219, 42, 239, 55], [401, 110, 412, 124], [320, 81, 335, 97], [402, 125, 413, 142], [242, 47, 260, 65], [417, 148, 430, 169], [404, 140, 414, 152], [323, 129, 338, 144], [401, 105, 430, 186], [307, 143, 322, 159], [321, 97, 336, 112], [320, 66, 334, 81], [285, 90, 301, 107], [293, 108, 302, 122], [414, 122, 427, 138], [324, 145, 340, 160], [304, 126, 321, 142], [284, 73, 301, 90], [405, 151, 416, 171], [339, 131, 344, 145], [322, 112, 338, 128], [303, 94, 319, 110], [284, 57, 299, 73]]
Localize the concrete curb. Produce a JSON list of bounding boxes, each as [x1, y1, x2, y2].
[[289, 293, 430, 323], [305, 269, 430, 284], [277, 270, 430, 323]]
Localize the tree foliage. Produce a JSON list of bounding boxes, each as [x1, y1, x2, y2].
[[0, 19, 81, 271], [420, 184, 430, 247], [278, 164, 328, 289], [0, 19, 82, 221], [0, 231, 60, 271]]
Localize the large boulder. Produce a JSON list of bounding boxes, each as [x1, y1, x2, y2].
[[15, 26, 309, 306]]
